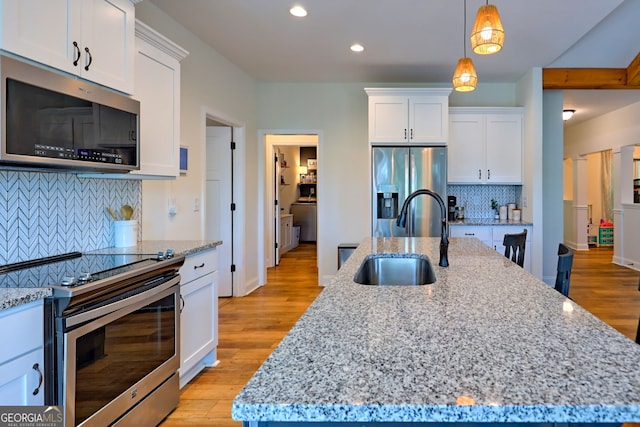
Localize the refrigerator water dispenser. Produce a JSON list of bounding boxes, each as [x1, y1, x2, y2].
[[377, 192, 398, 219]]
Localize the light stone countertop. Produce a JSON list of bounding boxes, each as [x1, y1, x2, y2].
[[0, 240, 222, 311], [449, 218, 533, 226], [232, 237, 640, 424], [86, 239, 222, 256]]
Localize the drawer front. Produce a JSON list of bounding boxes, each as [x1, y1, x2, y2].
[[449, 225, 491, 241], [0, 301, 43, 363], [492, 226, 531, 243], [180, 249, 218, 284]]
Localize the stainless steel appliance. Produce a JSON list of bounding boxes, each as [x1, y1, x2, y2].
[[291, 202, 317, 242], [448, 195, 457, 221], [0, 54, 140, 172], [0, 251, 184, 426], [372, 146, 447, 237]]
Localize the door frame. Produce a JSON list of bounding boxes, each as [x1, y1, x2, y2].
[[259, 130, 321, 285], [202, 106, 246, 296]]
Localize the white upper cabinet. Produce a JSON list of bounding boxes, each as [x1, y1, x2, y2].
[[448, 107, 523, 184], [0, 0, 136, 94], [79, 20, 188, 180], [365, 88, 451, 145], [130, 20, 188, 178]]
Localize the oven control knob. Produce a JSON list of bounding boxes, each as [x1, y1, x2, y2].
[[165, 249, 174, 258], [61, 276, 76, 286], [157, 251, 165, 260], [78, 272, 91, 283]]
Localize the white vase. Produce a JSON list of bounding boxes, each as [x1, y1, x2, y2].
[[113, 220, 137, 247]]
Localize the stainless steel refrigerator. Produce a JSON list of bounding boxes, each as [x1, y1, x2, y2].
[[372, 146, 447, 237]]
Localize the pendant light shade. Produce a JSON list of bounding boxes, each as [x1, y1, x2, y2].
[[453, 57, 478, 92], [453, 0, 477, 92], [470, 3, 504, 55]]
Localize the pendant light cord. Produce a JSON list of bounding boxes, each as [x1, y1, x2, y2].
[[463, 0, 467, 57]]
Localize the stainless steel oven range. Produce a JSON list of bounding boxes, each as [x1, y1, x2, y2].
[[1, 251, 185, 426]]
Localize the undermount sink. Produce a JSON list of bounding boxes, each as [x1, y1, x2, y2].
[[353, 254, 436, 286]]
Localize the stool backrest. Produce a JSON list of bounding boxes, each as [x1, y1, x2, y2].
[[554, 243, 574, 297], [502, 229, 527, 268]]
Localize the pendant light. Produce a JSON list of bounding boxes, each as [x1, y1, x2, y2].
[[470, 1, 504, 55], [453, 0, 478, 92]]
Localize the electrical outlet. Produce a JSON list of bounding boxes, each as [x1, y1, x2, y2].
[[523, 196, 528, 208], [193, 197, 201, 212], [168, 198, 177, 216]]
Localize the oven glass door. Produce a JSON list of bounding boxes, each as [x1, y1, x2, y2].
[[63, 283, 179, 426]]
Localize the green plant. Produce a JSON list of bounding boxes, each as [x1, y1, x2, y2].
[[491, 198, 499, 211]]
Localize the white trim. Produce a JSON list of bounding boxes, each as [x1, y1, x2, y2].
[[258, 129, 323, 288], [201, 106, 248, 297]]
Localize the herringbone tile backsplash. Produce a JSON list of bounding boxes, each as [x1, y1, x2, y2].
[[0, 171, 141, 265]]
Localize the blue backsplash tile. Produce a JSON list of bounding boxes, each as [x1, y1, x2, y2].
[[447, 185, 522, 219], [0, 171, 141, 265]]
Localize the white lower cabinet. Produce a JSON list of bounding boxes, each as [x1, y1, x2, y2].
[[451, 224, 533, 272], [179, 248, 218, 388], [280, 214, 293, 255], [0, 301, 44, 405], [449, 226, 492, 247]]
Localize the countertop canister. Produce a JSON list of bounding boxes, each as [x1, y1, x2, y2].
[[507, 203, 516, 219], [512, 209, 521, 221], [499, 205, 508, 221], [113, 220, 137, 247]]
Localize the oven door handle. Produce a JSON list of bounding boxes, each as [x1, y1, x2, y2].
[[65, 275, 180, 329]]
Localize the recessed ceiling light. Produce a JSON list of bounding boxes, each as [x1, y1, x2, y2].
[[563, 109, 576, 120], [350, 43, 364, 52], [289, 5, 307, 17]]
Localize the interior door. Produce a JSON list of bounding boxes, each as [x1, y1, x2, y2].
[[274, 147, 281, 265], [205, 126, 233, 297]]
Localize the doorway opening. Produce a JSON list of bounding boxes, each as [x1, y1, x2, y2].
[[263, 133, 319, 271]]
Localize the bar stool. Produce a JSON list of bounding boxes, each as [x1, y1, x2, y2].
[[502, 229, 527, 268], [554, 243, 574, 297]]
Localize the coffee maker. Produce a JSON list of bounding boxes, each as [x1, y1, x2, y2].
[[447, 196, 457, 221]]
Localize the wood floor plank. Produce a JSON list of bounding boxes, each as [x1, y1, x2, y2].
[[161, 243, 640, 426]]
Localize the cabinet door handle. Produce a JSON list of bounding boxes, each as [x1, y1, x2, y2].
[[404, 128, 407, 140], [194, 263, 205, 269], [84, 47, 93, 71], [410, 128, 414, 139], [478, 169, 482, 180], [72, 41, 81, 66], [32, 363, 43, 396], [487, 169, 491, 180], [464, 233, 475, 236], [180, 295, 185, 313]]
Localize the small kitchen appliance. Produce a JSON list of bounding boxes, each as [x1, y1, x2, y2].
[[448, 196, 457, 221]]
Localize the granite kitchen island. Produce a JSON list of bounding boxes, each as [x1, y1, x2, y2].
[[232, 237, 640, 426]]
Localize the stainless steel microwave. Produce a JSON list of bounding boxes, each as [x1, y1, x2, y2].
[[0, 54, 140, 172]]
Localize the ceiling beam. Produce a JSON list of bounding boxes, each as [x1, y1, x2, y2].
[[626, 52, 640, 85], [543, 51, 640, 89]]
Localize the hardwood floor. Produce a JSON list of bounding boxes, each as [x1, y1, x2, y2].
[[161, 243, 321, 427], [161, 243, 640, 426]]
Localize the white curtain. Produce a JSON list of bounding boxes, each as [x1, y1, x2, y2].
[[601, 150, 613, 222]]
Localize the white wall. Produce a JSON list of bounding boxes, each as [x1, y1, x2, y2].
[[565, 100, 640, 268], [276, 145, 300, 213], [565, 101, 640, 157], [257, 82, 527, 283], [542, 90, 564, 284], [257, 83, 370, 284], [516, 68, 544, 279], [135, 3, 260, 294]]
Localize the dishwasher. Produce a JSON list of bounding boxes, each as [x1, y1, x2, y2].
[[290, 202, 317, 242]]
